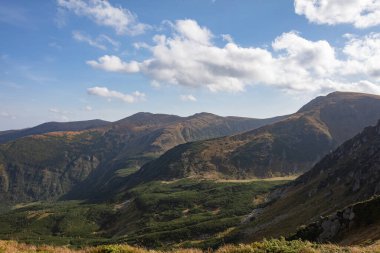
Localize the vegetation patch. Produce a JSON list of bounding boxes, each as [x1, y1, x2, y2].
[[115, 167, 140, 177], [118, 179, 290, 248], [0, 201, 115, 247], [0, 179, 289, 248]]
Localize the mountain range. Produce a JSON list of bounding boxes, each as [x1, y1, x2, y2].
[[0, 112, 283, 202], [0, 91, 380, 249]]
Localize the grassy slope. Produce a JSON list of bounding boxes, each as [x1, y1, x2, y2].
[[231, 120, 380, 244], [0, 179, 290, 249], [117, 179, 290, 248]]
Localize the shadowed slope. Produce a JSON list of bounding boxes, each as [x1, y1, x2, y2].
[[233, 119, 380, 244]]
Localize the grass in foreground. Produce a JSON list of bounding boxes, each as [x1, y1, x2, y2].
[[1, 238, 380, 253]]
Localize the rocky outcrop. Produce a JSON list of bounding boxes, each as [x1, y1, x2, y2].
[[291, 196, 380, 243]]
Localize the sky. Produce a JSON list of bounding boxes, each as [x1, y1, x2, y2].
[[1, 0, 380, 130]]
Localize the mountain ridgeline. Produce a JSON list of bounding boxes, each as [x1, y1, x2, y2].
[[0, 119, 110, 144], [122, 92, 380, 188], [0, 112, 284, 203]]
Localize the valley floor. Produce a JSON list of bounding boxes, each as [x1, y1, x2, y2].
[[0, 179, 291, 249], [1, 238, 380, 253]]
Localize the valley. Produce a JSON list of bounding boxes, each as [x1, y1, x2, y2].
[[0, 178, 290, 248]]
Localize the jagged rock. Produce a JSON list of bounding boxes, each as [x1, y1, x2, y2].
[[291, 196, 379, 243]]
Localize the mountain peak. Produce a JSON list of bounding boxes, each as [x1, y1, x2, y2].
[[115, 112, 182, 126], [297, 91, 380, 113], [189, 112, 220, 119]]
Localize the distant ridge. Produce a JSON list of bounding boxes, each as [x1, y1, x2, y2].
[[0, 119, 110, 144]]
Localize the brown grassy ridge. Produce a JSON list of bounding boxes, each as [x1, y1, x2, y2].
[[1, 239, 380, 253]]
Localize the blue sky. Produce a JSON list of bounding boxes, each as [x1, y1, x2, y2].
[[1, 0, 380, 130]]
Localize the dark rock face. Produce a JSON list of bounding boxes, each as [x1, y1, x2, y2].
[[0, 132, 103, 202], [291, 196, 380, 243], [0, 155, 99, 202], [293, 120, 380, 202]]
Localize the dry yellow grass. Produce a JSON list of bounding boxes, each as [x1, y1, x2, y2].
[[0, 241, 202, 253], [161, 175, 298, 184], [215, 240, 380, 253], [1, 240, 379, 253], [0, 240, 77, 253], [216, 175, 299, 183]]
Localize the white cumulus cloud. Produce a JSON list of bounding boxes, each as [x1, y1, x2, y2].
[[180, 94, 197, 102], [57, 0, 149, 35], [342, 33, 380, 78], [87, 55, 140, 73], [294, 0, 380, 28], [87, 19, 380, 95], [87, 86, 145, 103], [174, 19, 213, 45]]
